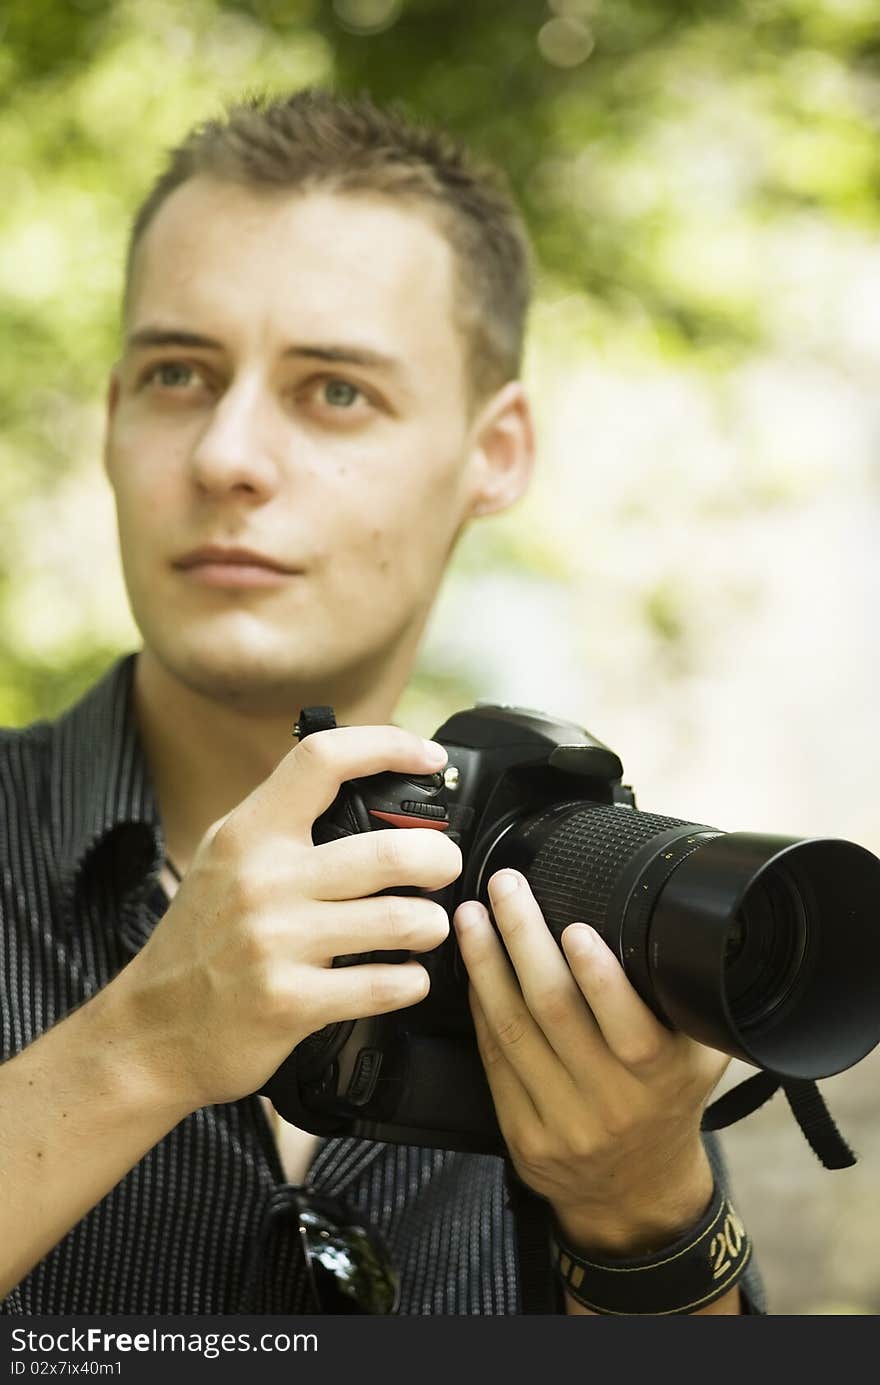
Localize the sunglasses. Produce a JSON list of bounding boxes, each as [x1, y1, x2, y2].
[[243, 1185, 400, 1314]]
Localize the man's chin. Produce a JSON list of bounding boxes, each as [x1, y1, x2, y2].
[[140, 637, 354, 718]]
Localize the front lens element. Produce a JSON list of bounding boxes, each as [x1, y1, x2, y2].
[[724, 864, 812, 1032]]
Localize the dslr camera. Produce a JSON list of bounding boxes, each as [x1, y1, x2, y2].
[[261, 702, 880, 1154]]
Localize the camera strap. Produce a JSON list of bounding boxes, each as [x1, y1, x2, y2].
[[701, 1073, 856, 1170], [503, 1158, 560, 1313]]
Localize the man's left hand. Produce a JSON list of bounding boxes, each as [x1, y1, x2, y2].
[[453, 868, 730, 1256]]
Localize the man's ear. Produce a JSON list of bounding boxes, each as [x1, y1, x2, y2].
[[465, 380, 536, 519], [103, 368, 121, 480]]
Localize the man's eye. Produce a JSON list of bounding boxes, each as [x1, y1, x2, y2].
[[321, 379, 362, 409], [149, 362, 197, 389]]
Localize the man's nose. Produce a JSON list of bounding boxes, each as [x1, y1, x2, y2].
[[189, 375, 282, 499]]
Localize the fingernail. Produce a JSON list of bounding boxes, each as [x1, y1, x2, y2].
[[455, 901, 485, 929], [422, 739, 448, 765], [490, 870, 520, 899], [564, 922, 595, 953]]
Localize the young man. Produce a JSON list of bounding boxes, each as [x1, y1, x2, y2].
[[0, 90, 762, 1315]]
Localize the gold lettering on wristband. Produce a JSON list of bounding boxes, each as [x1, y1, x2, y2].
[[708, 1201, 747, 1280]]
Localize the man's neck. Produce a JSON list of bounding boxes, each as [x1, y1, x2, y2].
[[132, 649, 408, 872]]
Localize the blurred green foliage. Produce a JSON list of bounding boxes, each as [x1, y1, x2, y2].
[[2, 0, 880, 723]]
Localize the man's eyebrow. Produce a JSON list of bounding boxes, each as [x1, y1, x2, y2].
[[281, 343, 404, 376], [126, 327, 224, 352], [125, 328, 406, 378]]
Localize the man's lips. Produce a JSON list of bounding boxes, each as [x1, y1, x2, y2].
[[173, 546, 302, 589]]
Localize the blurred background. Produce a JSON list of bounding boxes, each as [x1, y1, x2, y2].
[[1, 0, 878, 1314]]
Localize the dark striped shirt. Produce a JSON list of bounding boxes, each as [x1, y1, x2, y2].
[[0, 655, 764, 1314]]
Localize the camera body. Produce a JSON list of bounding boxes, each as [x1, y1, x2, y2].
[[263, 702, 635, 1154], [260, 703, 880, 1154]]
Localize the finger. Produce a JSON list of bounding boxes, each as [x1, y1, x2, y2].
[[310, 826, 462, 901], [242, 724, 448, 839], [485, 870, 608, 1074], [561, 923, 678, 1070], [310, 957, 433, 1024], [469, 987, 539, 1131], [453, 899, 562, 1093], [305, 893, 450, 961]]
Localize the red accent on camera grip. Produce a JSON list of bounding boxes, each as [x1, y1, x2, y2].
[[368, 810, 449, 831]]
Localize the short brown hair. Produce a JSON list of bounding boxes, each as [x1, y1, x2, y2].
[[126, 88, 532, 404]]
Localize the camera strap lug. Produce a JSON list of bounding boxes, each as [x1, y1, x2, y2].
[[293, 706, 338, 739]]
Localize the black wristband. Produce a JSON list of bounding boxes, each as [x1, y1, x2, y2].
[[552, 1182, 752, 1315]]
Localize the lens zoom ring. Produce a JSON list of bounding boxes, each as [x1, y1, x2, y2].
[[525, 805, 694, 933]]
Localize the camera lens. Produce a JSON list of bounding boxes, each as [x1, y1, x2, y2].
[[723, 864, 811, 1033], [485, 802, 880, 1079]]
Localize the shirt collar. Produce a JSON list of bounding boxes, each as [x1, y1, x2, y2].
[[52, 652, 163, 922]]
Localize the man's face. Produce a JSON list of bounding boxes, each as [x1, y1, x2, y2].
[[106, 179, 494, 713]]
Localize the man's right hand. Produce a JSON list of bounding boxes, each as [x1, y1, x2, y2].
[[118, 725, 461, 1112]]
